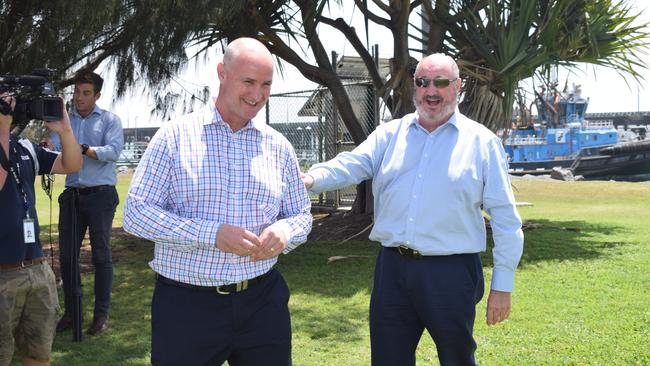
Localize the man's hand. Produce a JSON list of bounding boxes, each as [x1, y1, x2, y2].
[[49, 104, 82, 174], [301, 172, 314, 189], [0, 94, 15, 128], [252, 226, 287, 261], [486, 289, 511, 325], [216, 223, 262, 257]]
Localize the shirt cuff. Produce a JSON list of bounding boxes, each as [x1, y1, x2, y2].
[[490, 268, 515, 292], [307, 170, 326, 194], [197, 221, 221, 248], [94, 145, 108, 161]]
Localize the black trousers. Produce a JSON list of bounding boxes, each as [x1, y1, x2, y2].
[[370, 247, 485, 366], [151, 269, 292, 366], [58, 186, 118, 318]]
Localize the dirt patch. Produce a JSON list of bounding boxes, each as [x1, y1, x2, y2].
[[306, 211, 542, 242], [308, 211, 374, 242], [41, 227, 141, 279]]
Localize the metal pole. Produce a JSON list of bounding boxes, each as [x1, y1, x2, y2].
[[331, 50, 339, 209], [638, 83, 640, 113], [266, 97, 270, 125], [71, 191, 82, 342], [373, 44, 380, 129]]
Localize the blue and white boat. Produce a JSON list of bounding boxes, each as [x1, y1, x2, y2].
[[504, 85, 650, 178]]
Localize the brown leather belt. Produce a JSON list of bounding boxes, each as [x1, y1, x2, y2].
[[0, 257, 47, 270]]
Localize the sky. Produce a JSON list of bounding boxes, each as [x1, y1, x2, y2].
[[99, 0, 650, 129]]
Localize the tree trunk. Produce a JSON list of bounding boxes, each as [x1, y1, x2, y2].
[[351, 180, 374, 214]]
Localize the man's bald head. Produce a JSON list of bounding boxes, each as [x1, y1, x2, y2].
[[222, 37, 273, 72]]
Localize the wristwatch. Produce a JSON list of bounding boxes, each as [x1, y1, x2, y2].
[[81, 144, 89, 155]]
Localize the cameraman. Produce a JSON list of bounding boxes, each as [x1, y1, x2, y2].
[[0, 94, 82, 366]]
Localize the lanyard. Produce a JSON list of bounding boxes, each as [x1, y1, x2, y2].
[[5, 141, 31, 219]]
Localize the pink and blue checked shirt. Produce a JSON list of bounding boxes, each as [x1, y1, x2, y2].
[[124, 103, 312, 286]]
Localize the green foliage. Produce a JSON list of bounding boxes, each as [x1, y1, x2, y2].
[[428, 0, 649, 130], [2, 0, 648, 133], [1, 0, 219, 115], [20, 175, 650, 365], [1, 0, 122, 75]]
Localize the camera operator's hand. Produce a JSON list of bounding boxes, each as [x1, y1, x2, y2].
[[49, 102, 82, 174], [0, 94, 15, 129], [44, 103, 73, 134], [1, 93, 14, 186]]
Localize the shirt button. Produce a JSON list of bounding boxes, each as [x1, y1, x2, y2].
[[405, 240, 411, 245], [409, 218, 414, 222], [424, 154, 429, 158], [417, 174, 422, 178], [412, 194, 417, 199]]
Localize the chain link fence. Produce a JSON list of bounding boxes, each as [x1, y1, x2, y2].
[[266, 81, 379, 208]]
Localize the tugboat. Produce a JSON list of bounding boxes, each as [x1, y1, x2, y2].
[[504, 84, 650, 178]]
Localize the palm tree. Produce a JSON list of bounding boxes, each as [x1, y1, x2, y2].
[[421, 0, 648, 131]]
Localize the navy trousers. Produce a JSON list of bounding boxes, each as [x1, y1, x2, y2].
[[151, 268, 292, 366], [58, 186, 118, 318], [370, 247, 485, 366]]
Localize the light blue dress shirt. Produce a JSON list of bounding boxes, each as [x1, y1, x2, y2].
[[308, 111, 524, 292], [52, 105, 124, 187]]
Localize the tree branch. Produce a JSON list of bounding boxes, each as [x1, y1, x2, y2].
[[318, 17, 384, 86], [370, 0, 393, 15], [409, 0, 423, 13], [318, 16, 393, 109], [353, 0, 392, 27]]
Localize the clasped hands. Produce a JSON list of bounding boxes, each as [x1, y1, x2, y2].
[[216, 223, 286, 261]]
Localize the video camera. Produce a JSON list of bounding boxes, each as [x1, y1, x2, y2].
[[0, 69, 63, 124]]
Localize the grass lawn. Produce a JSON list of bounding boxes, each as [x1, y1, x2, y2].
[[14, 175, 650, 365]]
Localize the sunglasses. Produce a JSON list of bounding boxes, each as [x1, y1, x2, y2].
[[414, 77, 458, 88]]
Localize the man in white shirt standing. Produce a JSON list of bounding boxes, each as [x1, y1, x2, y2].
[[124, 37, 311, 366], [302, 53, 524, 366]]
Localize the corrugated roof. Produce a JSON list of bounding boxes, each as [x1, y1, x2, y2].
[[335, 55, 390, 80]]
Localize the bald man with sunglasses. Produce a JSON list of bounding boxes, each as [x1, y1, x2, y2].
[[302, 54, 523, 366]]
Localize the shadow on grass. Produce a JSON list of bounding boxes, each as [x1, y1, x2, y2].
[[275, 218, 630, 342], [45, 218, 628, 364], [492, 218, 629, 269], [282, 218, 630, 297], [50, 239, 155, 366], [277, 240, 377, 343]]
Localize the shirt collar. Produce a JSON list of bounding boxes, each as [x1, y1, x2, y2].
[[207, 101, 264, 132], [71, 105, 103, 119], [410, 108, 462, 132]]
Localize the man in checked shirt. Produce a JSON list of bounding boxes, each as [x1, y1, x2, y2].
[[123, 37, 312, 366]]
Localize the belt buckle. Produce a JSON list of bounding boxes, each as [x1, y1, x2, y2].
[[216, 279, 249, 295], [398, 245, 421, 258], [216, 286, 230, 295], [397, 245, 408, 256]]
